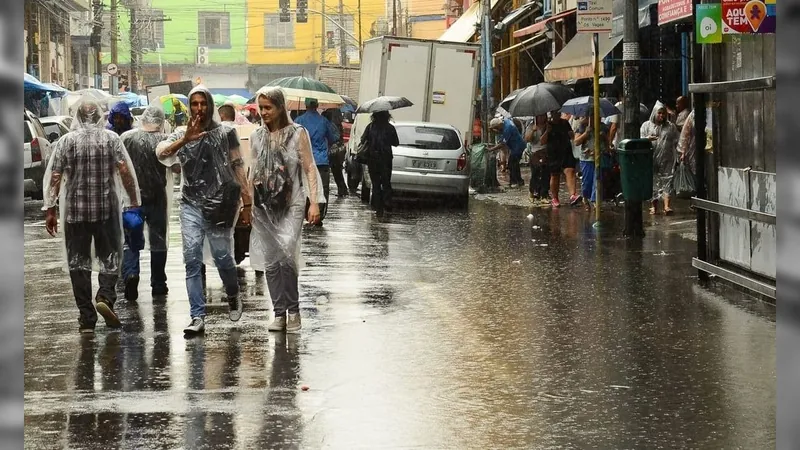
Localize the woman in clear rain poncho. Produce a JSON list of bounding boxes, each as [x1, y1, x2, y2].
[[640, 101, 679, 215], [249, 87, 325, 334], [119, 104, 173, 300], [42, 96, 141, 333]]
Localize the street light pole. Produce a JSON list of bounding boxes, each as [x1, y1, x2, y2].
[[622, 0, 642, 236]]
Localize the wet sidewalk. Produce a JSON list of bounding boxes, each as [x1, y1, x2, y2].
[[23, 187, 775, 449]]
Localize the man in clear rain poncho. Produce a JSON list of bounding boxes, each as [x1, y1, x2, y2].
[[119, 105, 172, 301], [249, 87, 326, 333], [43, 97, 141, 333], [640, 101, 679, 215], [156, 85, 252, 336]]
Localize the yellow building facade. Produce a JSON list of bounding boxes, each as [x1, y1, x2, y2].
[[246, 0, 391, 66]]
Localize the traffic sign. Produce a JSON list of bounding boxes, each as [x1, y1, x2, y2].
[[577, 0, 613, 33], [106, 63, 118, 75]]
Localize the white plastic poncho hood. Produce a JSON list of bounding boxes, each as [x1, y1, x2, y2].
[[120, 103, 172, 251], [43, 95, 141, 273], [640, 101, 679, 197], [248, 87, 326, 272]]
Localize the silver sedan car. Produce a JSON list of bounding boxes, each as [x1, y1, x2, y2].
[[355, 121, 470, 208]]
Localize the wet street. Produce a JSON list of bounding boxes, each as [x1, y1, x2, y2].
[[23, 188, 775, 449]]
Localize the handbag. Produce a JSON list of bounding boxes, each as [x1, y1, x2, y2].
[[355, 140, 370, 165], [254, 130, 295, 216], [328, 141, 346, 158]]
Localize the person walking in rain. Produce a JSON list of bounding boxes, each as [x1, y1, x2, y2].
[[119, 105, 172, 301], [524, 115, 549, 205], [107, 101, 134, 135], [360, 110, 399, 216], [542, 111, 579, 207], [43, 98, 141, 333], [294, 98, 339, 226], [156, 85, 251, 336], [640, 102, 679, 215], [249, 87, 325, 333], [488, 117, 525, 188], [322, 108, 350, 197]]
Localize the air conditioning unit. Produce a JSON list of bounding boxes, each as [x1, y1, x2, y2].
[[197, 46, 210, 65]]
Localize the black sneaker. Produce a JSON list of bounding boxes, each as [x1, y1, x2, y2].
[[124, 275, 139, 301], [228, 294, 243, 322], [95, 298, 121, 328], [152, 285, 169, 296]]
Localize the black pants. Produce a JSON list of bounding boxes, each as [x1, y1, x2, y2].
[[529, 162, 549, 198], [265, 261, 299, 316], [317, 165, 330, 221], [65, 218, 121, 328], [368, 158, 392, 214], [329, 151, 348, 196], [508, 153, 523, 185]]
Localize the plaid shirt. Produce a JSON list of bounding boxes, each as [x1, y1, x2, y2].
[[50, 128, 127, 223]]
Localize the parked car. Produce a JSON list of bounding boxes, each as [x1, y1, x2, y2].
[[38, 115, 72, 143], [347, 118, 470, 208], [23, 110, 53, 200]]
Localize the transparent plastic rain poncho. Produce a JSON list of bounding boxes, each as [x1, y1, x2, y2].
[[640, 101, 679, 198], [119, 104, 172, 251], [677, 110, 696, 174], [155, 85, 241, 266], [248, 89, 326, 272], [43, 96, 141, 273]]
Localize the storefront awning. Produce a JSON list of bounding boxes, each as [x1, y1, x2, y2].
[[439, 0, 502, 42], [493, 34, 547, 58], [513, 9, 576, 39], [543, 33, 623, 82], [498, 2, 539, 30]]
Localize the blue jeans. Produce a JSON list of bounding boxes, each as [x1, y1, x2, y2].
[[180, 203, 239, 318], [122, 200, 168, 287], [580, 160, 597, 203]]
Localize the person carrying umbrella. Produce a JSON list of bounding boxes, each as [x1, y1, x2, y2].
[[359, 111, 399, 216], [294, 97, 339, 226], [43, 97, 141, 333], [489, 117, 526, 188]]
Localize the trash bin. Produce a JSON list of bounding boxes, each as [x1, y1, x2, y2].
[[617, 139, 654, 202], [469, 143, 500, 192]]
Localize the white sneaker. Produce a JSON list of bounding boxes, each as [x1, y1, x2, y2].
[[228, 295, 243, 322], [183, 317, 205, 335], [268, 316, 286, 332], [286, 313, 302, 334]]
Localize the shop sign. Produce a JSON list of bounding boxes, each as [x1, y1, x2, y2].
[[696, 4, 723, 44], [658, 0, 694, 25], [722, 0, 776, 34]]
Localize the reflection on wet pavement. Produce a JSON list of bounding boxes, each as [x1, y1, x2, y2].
[[23, 194, 775, 449]]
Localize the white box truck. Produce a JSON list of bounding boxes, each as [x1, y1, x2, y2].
[[355, 36, 481, 147], [347, 36, 481, 200]]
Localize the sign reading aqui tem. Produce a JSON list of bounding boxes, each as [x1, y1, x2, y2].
[[577, 0, 613, 33], [696, 3, 723, 44], [658, 0, 693, 25], [722, 0, 776, 33]]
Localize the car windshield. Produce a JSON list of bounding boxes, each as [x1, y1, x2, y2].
[[43, 123, 61, 138], [24, 122, 32, 143], [395, 125, 461, 150]]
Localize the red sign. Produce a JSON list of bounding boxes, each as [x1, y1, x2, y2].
[[658, 0, 693, 25]]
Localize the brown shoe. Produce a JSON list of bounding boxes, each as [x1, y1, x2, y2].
[[95, 298, 121, 328]]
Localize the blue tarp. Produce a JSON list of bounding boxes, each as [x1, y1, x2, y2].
[[24, 73, 67, 97], [113, 91, 148, 107], [209, 88, 253, 98]]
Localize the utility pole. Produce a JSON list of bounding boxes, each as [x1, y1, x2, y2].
[[110, 0, 118, 94], [92, 0, 102, 89], [691, 0, 708, 280], [129, 3, 138, 93], [338, 0, 347, 66], [392, 0, 397, 36], [622, 0, 642, 236], [321, 0, 326, 63]]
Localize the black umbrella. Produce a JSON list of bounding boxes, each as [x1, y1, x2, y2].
[[356, 96, 413, 114], [507, 83, 575, 118], [498, 88, 524, 111]]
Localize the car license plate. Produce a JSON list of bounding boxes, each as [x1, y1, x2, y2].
[[412, 159, 437, 170]]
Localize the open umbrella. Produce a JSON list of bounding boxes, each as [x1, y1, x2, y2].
[[507, 83, 575, 118], [559, 96, 620, 118], [159, 94, 189, 116], [356, 96, 413, 114], [226, 94, 249, 106], [497, 88, 523, 113], [212, 93, 228, 106]]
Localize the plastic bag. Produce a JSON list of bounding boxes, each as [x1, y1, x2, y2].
[[673, 161, 696, 199]]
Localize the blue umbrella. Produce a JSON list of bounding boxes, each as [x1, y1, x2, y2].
[[24, 73, 67, 97], [560, 96, 620, 118]]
